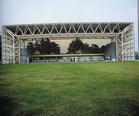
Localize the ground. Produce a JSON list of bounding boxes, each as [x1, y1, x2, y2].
[[0, 61, 139, 116]]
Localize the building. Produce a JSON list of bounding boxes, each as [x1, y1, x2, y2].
[[1, 22, 135, 64]]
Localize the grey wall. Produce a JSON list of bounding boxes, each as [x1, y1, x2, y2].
[[20, 48, 28, 63], [104, 42, 116, 60]]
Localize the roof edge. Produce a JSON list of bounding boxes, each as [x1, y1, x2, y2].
[[2, 22, 133, 27]]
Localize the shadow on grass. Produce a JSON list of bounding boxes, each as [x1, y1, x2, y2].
[[96, 98, 139, 116], [0, 95, 17, 116], [0, 76, 17, 115]]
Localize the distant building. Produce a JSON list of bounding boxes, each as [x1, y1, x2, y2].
[[1, 22, 135, 64]]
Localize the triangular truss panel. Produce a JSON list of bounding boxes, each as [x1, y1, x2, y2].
[[55, 24, 61, 33], [86, 24, 94, 33], [110, 23, 117, 31], [42, 25, 50, 34], [68, 25, 76, 33], [17, 30, 22, 35], [60, 25, 67, 33], [78, 24, 85, 33], [37, 25, 43, 33], [51, 25, 58, 34], [95, 24, 102, 33], [65, 24, 71, 33], [101, 24, 107, 31], [83, 24, 89, 32]]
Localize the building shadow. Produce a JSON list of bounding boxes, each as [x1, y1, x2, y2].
[[0, 95, 17, 116]]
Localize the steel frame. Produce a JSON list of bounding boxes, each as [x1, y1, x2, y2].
[[1, 22, 135, 64], [116, 23, 134, 61]]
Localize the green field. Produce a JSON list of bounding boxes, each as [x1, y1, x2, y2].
[[0, 61, 139, 116]]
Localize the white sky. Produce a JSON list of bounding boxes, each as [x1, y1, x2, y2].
[[0, 0, 138, 52]]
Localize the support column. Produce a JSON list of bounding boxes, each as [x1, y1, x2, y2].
[[116, 35, 123, 61], [13, 37, 20, 64]]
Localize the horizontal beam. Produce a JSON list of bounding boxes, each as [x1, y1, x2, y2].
[[18, 33, 118, 39], [32, 53, 104, 57]]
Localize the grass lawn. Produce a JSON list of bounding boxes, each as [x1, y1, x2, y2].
[[0, 61, 139, 116]]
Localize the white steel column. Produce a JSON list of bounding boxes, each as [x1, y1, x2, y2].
[[13, 36, 15, 64], [116, 35, 123, 61], [14, 37, 20, 64]]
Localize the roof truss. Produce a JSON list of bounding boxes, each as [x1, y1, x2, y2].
[[3, 22, 132, 39]]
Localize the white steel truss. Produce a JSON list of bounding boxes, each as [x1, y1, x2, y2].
[[1, 22, 135, 64]]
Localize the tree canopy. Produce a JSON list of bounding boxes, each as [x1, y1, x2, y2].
[[27, 38, 60, 56], [68, 38, 84, 53], [68, 38, 102, 54]]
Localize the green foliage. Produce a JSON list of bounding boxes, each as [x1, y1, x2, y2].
[[0, 61, 139, 116], [68, 38, 102, 54], [68, 38, 84, 53], [27, 42, 35, 55], [27, 38, 60, 55]]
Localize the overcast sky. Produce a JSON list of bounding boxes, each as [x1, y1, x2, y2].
[[0, 0, 138, 51]]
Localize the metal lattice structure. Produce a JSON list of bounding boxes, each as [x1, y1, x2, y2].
[[1, 22, 135, 64]]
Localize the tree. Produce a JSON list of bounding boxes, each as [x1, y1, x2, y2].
[[90, 44, 100, 53], [27, 42, 35, 56], [83, 43, 90, 53], [34, 41, 40, 52], [101, 45, 106, 53], [51, 42, 60, 54], [44, 38, 54, 54], [68, 38, 84, 53]]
